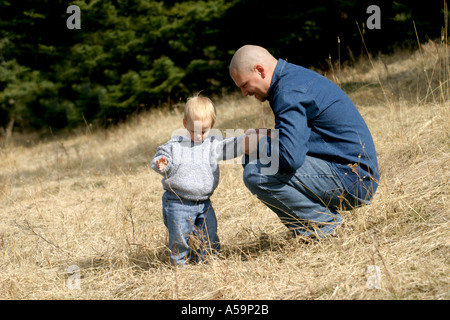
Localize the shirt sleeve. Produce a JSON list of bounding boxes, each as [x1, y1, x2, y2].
[[213, 135, 244, 161], [150, 141, 174, 175], [272, 89, 313, 172]]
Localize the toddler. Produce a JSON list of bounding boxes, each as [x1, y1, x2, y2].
[[151, 94, 246, 266]]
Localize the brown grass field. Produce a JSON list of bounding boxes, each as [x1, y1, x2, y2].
[[0, 41, 448, 300]]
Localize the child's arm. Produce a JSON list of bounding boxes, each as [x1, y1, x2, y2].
[[212, 128, 272, 161], [151, 143, 173, 175], [213, 135, 244, 161]]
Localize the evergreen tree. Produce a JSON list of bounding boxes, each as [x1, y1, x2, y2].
[[0, 0, 444, 131]]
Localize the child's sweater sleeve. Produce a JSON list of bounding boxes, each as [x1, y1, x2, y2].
[[213, 135, 245, 161], [151, 141, 174, 175]]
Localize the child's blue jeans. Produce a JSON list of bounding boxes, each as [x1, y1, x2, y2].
[[243, 155, 364, 238], [162, 191, 220, 266]]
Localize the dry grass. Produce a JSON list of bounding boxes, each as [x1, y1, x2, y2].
[[0, 41, 449, 300]]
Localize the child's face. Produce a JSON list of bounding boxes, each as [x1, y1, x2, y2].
[[183, 117, 213, 142]]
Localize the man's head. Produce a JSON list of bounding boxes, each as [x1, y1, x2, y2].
[[229, 45, 278, 101], [183, 94, 216, 142]]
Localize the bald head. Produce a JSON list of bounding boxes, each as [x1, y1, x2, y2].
[[229, 45, 278, 76], [229, 45, 278, 101]]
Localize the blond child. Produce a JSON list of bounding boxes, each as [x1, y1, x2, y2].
[[151, 95, 246, 266]]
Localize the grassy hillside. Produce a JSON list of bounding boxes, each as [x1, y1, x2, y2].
[[0, 41, 448, 300]]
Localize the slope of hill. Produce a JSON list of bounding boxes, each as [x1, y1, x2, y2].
[[0, 41, 448, 299]]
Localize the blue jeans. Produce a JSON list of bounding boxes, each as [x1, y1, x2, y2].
[[243, 155, 363, 238], [162, 191, 220, 265]]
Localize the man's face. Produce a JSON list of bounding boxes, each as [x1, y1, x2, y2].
[[231, 66, 269, 102]]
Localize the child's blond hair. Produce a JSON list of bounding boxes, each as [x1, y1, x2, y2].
[[184, 94, 216, 126]]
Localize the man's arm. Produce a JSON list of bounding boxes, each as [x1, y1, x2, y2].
[[272, 90, 312, 172]]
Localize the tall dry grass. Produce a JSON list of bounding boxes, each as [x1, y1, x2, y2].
[[0, 41, 448, 300]]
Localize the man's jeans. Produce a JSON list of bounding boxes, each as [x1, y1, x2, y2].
[[243, 155, 362, 238], [162, 191, 220, 265]]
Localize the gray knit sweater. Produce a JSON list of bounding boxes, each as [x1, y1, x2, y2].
[[151, 135, 244, 201]]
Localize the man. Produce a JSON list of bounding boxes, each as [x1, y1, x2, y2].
[[230, 45, 379, 239]]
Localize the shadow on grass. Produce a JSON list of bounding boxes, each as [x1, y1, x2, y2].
[[219, 231, 313, 262]]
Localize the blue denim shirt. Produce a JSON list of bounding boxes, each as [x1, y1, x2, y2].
[[266, 59, 379, 202]]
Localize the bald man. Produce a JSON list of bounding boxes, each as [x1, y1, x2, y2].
[[230, 45, 379, 239]]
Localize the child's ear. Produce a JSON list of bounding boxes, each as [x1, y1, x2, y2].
[[183, 119, 187, 128]]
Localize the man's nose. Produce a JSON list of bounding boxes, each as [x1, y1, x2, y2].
[[241, 88, 248, 96]]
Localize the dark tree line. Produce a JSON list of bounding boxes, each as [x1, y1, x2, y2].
[[0, 0, 445, 131]]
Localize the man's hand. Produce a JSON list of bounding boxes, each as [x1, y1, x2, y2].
[[156, 156, 168, 172], [242, 128, 271, 155], [245, 128, 271, 138]]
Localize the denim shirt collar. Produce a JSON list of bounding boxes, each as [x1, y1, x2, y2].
[[267, 58, 287, 102]]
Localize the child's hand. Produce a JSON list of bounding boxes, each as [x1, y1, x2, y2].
[[156, 156, 168, 172]]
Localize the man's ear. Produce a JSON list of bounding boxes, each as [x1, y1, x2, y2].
[[254, 64, 266, 79]]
